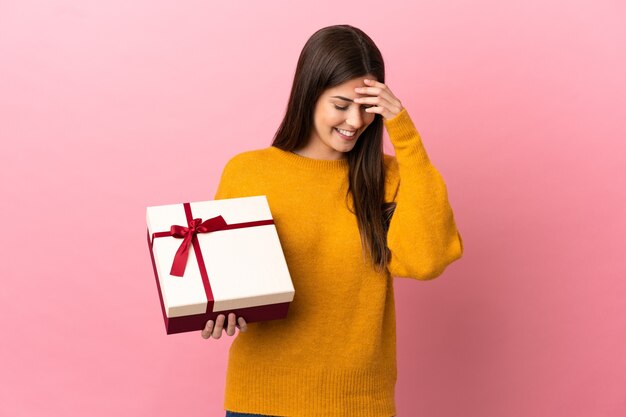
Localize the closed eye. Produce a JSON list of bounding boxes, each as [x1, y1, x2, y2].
[[334, 105, 374, 111]]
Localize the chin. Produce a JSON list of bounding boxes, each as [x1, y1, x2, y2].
[[332, 144, 353, 153]]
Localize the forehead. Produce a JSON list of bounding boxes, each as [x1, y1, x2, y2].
[[323, 76, 374, 95]]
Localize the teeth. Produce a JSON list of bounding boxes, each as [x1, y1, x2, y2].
[[336, 128, 355, 137]]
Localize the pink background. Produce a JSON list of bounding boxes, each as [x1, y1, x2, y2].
[[1, 1, 625, 416]]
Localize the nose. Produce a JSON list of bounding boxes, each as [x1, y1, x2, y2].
[[346, 106, 364, 129]]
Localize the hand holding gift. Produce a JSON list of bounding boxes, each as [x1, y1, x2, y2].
[[201, 313, 248, 339]]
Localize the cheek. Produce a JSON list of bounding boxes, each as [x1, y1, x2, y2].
[[325, 116, 343, 130]]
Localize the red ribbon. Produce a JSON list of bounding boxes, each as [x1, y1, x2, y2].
[[168, 215, 229, 276], [151, 202, 275, 278]]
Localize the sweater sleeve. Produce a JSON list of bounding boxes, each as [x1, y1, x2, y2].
[[213, 157, 237, 200], [383, 108, 464, 280]]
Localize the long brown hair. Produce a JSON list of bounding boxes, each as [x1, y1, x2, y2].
[[271, 24, 397, 274]]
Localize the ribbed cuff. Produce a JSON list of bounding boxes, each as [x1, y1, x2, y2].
[[383, 108, 431, 167]]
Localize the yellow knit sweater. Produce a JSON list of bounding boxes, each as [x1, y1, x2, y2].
[[213, 108, 464, 417]]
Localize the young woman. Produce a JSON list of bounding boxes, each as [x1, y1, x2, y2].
[[202, 24, 464, 417]]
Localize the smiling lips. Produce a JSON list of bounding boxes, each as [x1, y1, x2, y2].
[[335, 128, 356, 140]]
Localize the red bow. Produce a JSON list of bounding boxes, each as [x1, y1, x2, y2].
[[169, 215, 228, 276]]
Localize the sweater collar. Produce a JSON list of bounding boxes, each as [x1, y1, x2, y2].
[[269, 146, 349, 173]]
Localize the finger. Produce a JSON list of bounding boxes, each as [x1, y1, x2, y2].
[[366, 106, 400, 121], [201, 320, 214, 339], [355, 85, 382, 96], [355, 88, 401, 110], [212, 314, 226, 339], [363, 78, 381, 86], [363, 78, 391, 93], [237, 316, 248, 333], [354, 86, 383, 101], [225, 313, 236, 336], [356, 93, 403, 118], [353, 95, 386, 106], [355, 95, 396, 114], [357, 81, 401, 108], [364, 106, 385, 119], [354, 88, 401, 107]]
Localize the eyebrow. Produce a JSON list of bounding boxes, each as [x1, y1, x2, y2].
[[330, 95, 354, 102]]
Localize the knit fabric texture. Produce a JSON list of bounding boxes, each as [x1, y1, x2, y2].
[[214, 108, 464, 417]]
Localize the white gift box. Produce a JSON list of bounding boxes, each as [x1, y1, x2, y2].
[[146, 196, 295, 334]]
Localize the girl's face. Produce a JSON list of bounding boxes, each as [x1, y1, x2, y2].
[[301, 75, 377, 160]]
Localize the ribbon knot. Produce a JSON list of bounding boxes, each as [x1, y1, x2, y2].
[[171, 218, 201, 238], [169, 215, 228, 277]]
